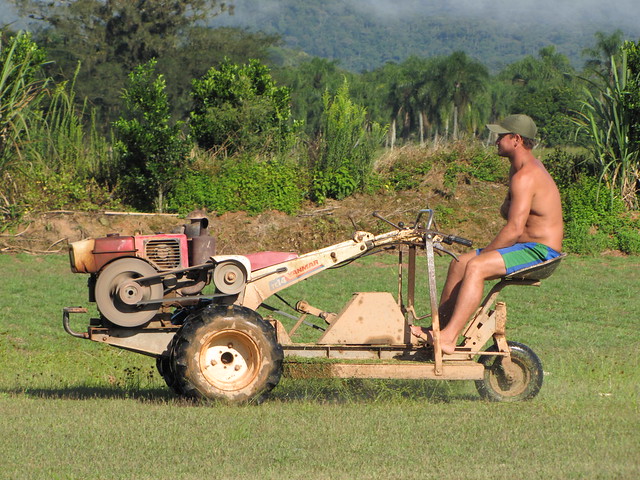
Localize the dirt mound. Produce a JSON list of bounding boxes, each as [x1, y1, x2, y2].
[[1, 178, 506, 256]]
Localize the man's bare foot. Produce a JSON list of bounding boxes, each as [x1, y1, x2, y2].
[[410, 325, 433, 345], [410, 326, 457, 354]]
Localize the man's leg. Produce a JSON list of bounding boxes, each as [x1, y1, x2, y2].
[[438, 250, 477, 326], [438, 250, 506, 353], [410, 250, 475, 340]]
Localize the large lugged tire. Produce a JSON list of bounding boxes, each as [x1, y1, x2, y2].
[[156, 336, 184, 396], [475, 341, 543, 402], [172, 304, 283, 404]]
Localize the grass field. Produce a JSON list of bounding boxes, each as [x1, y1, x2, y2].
[[0, 252, 639, 479]]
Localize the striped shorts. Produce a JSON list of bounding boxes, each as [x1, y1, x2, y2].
[[478, 242, 561, 275]]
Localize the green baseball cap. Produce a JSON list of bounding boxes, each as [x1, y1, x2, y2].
[[486, 114, 537, 140]]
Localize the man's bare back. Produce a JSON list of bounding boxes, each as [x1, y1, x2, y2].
[[502, 158, 563, 251]]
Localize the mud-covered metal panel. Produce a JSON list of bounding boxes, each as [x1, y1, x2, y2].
[[318, 292, 409, 345]]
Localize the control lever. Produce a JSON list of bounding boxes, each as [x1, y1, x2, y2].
[[433, 242, 460, 261], [372, 211, 404, 230]]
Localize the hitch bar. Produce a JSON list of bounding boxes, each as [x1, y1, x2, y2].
[[63, 307, 89, 339]]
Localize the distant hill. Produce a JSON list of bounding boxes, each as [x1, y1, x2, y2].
[[216, 0, 640, 72]]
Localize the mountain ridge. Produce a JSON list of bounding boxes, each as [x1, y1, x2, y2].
[[216, 0, 640, 72]]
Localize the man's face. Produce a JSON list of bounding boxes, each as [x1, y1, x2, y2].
[[495, 133, 516, 157]]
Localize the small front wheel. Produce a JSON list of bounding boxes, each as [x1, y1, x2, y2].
[[475, 341, 543, 402], [172, 304, 283, 404]]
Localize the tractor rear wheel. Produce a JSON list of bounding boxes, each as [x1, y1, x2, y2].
[[172, 305, 283, 404], [475, 341, 543, 402], [156, 336, 184, 396]]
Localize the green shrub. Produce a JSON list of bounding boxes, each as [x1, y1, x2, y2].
[[190, 58, 297, 155], [616, 226, 640, 254], [560, 175, 640, 255], [563, 222, 614, 255], [167, 156, 304, 215], [563, 176, 625, 226], [114, 60, 192, 213], [381, 157, 432, 191], [543, 148, 591, 190]]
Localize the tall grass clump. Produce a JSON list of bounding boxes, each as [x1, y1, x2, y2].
[[0, 34, 119, 218], [311, 80, 387, 202], [20, 70, 118, 211], [0, 32, 47, 215]]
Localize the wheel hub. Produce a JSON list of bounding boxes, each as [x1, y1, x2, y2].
[[200, 331, 259, 390], [492, 359, 529, 395]]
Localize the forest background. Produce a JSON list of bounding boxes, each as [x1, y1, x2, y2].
[[1, 0, 640, 255]]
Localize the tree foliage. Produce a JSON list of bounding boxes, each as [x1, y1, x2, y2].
[[274, 57, 352, 137], [371, 53, 488, 147], [497, 46, 580, 146], [13, 0, 278, 125], [114, 60, 192, 212], [582, 29, 625, 81], [190, 58, 297, 155]]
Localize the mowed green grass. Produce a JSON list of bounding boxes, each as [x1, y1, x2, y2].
[[0, 252, 638, 479]]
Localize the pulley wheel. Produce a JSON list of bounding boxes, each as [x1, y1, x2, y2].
[[213, 260, 247, 295], [95, 258, 163, 327]]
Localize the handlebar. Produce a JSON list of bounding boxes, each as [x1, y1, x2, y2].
[[441, 234, 473, 248]]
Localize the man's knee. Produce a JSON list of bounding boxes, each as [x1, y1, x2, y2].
[[465, 253, 505, 280], [449, 251, 475, 271]]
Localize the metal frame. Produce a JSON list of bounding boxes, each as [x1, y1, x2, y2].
[[63, 209, 566, 383]]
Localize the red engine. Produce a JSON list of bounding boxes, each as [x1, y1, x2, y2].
[[68, 217, 217, 328]]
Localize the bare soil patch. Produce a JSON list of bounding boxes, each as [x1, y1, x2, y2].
[[1, 179, 506, 256]]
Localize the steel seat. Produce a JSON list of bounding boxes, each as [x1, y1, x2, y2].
[[504, 253, 568, 282]]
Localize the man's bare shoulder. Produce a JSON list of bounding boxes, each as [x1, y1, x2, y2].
[[512, 158, 553, 184]]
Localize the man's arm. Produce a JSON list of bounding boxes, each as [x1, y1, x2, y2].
[[482, 171, 534, 252]]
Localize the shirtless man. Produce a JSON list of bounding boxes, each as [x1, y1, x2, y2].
[[411, 114, 564, 354]]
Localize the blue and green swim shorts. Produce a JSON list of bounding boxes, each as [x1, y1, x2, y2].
[[478, 242, 561, 275]]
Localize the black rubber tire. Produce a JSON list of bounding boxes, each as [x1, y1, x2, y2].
[[475, 341, 543, 402], [171, 304, 283, 404], [155, 336, 184, 396]]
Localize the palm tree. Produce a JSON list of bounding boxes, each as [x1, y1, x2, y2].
[[435, 52, 489, 140], [583, 30, 625, 82]]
